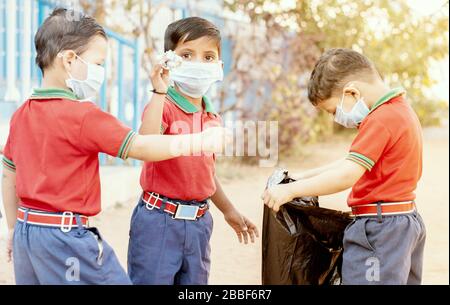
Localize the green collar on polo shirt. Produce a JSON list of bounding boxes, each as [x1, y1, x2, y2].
[[31, 88, 78, 101], [370, 87, 406, 113], [167, 87, 218, 115]]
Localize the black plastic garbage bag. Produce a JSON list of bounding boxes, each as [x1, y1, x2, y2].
[[262, 169, 353, 285]]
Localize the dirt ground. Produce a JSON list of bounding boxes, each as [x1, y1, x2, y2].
[[0, 129, 448, 285]]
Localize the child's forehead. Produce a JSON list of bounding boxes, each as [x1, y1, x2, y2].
[[85, 36, 108, 51], [90, 34, 107, 44], [78, 36, 108, 60], [176, 36, 220, 53]]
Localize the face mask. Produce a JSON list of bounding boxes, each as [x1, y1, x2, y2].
[[60, 53, 105, 101], [170, 61, 224, 98], [334, 92, 370, 128]]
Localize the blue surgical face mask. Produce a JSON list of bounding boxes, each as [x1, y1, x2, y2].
[[334, 92, 370, 128], [59, 53, 105, 101]]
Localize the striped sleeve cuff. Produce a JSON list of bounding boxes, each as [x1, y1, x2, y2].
[[347, 152, 375, 171], [117, 131, 137, 160], [2, 156, 16, 172]]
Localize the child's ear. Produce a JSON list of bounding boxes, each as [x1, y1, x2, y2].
[[343, 83, 361, 100], [59, 51, 77, 72]]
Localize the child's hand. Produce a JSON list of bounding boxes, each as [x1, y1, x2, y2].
[[224, 209, 259, 244], [6, 229, 13, 263], [150, 63, 170, 94], [160, 50, 183, 70], [261, 184, 294, 212], [201, 127, 233, 154]]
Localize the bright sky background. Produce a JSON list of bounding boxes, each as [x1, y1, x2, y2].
[[407, 0, 447, 16], [408, 0, 449, 102]]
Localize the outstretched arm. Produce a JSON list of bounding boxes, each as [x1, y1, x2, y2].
[[128, 127, 230, 162], [262, 159, 366, 212], [289, 158, 346, 180]]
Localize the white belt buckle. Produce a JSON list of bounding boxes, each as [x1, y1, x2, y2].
[[173, 204, 200, 221], [61, 211, 74, 233], [145, 192, 160, 211]]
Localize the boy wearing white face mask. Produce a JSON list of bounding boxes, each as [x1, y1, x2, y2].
[[262, 48, 425, 285], [58, 53, 106, 101], [127, 17, 259, 285], [2, 8, 229, 285]]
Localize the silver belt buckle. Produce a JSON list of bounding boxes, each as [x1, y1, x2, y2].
[[173, 204, 200, 221]]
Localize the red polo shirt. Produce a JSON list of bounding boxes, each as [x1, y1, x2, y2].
[[2, 88, 137, 216], [346, 88, 423, 207], [140, 87, 222, 201]]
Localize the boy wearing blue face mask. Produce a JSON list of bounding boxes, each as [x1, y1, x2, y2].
[[262, 48, 426, 285], [2, 8, 229, 285], [127, 17, 259, 285]]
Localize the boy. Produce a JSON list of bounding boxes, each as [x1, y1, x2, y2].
[[262, 48, 426, 285], [127, 17, 259, 285], [2, 8, 228, 285]]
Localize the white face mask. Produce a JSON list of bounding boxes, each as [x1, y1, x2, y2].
[[60, 53, 105, 101], [170, 61, 224, 98], [334, 92, 370, 128]]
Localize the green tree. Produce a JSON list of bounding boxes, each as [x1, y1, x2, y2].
[[225, 0, 449, 156]]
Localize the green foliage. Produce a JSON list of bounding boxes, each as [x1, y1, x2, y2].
[[294, 0, 449, 126], [261, 73, 334, 156], [225, 0, 449, 156]]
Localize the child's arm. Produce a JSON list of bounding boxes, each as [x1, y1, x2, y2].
[[262, 159, 366, 212], [211, 176, 259, 244], [140, 64, 169, 135], [2, 168, 19, 262], [128, 127, 229, 162], [289, 158, 346, 180], [2, 169, 18, 230]]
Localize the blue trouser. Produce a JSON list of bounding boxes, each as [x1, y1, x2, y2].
[[13, 209, 131, 285], [342, 210, 426, 285], [127, 198, 214, 285]]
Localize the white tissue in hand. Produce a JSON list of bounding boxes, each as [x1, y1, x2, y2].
[[159, 50, 183, 70]]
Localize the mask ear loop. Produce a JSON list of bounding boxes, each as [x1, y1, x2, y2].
[[57, 52, 77, 80], [338, 91, 346, 112], [58, 52, 88, 66], [74, 54, 88, 65], [72, 54, 91, 82], [340, 84, 360, 114]]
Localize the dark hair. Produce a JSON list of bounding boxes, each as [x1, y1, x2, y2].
[[35, 8, 107, 74], [164, 17, 221, 54], [308, 48, 380, 105]]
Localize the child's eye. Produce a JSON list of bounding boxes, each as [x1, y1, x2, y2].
[[205, 55, 215, 62], [182, 53, 192, 60]]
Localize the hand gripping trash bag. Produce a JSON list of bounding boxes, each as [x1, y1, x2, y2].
[[262, 169, 353, 285]]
